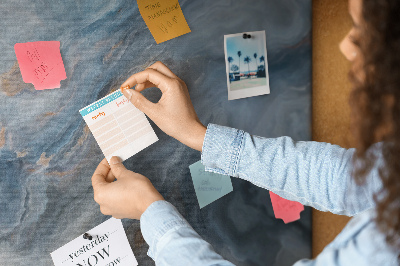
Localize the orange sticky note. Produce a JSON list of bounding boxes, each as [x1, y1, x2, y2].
[[269, 191, 304, 224], [137, 0, 191, 44], [14, 41, 67, 90]]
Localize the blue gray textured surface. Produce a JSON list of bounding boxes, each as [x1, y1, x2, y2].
[[0, 0, 311, 265]]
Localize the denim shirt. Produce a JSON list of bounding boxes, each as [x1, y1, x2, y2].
[[140, 124, 399, 265]]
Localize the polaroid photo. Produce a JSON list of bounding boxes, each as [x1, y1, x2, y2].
[[224, 30, 270, 100]]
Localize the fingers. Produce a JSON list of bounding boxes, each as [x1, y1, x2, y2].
[[122, 89, 158, 116], [147, 61, 179, 79], [135, 81, 156, 92], [105, 169, 116, 183], [92, 159, 111, 189], [119, 61, 180, 117], [109, 156, 129, 179], [120, 68, 172, 94], [134, 62, 179, 91]]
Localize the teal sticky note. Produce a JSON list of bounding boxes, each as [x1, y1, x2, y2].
[[189, 160, 233, 208]]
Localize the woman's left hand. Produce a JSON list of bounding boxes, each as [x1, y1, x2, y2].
[[91, 157, 164, 220]]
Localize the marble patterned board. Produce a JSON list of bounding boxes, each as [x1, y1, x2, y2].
[[0, 1, 312, 265]]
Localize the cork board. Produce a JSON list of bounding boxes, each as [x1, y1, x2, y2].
[[312, 0, 353, 257]]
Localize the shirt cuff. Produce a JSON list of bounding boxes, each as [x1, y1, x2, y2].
[[201, 123, 245, 176], [140, 200, 191, 260]]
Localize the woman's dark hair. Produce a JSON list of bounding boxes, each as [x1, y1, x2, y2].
[[350, 0, 400, 255]]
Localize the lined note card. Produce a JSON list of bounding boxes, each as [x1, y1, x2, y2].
[[79, 90, 158, 162], [189, 160, 233, 208], [51, 218, 137, 266], [14, 41, 67, 90], [137, 0, 191, 44]]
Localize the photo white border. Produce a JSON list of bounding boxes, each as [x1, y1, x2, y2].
[[224, 30, 270, 100]]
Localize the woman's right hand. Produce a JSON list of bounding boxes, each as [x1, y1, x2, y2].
[[120, 61, 206, 152]]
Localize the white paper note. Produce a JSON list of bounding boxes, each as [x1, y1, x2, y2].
[[51, 218, 137, 266], [79, 89, 158, 162]]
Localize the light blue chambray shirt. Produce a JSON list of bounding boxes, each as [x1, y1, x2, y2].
[[140, 124, 399, 265]]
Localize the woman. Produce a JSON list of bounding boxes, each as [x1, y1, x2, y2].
[[91, 0, 400, 264]]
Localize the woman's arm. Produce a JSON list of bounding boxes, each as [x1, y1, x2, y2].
[[120, 62, 382, 217], [141, 201, 235, 266], [202, 124, 383, 216], [91, 157, 234, 265]]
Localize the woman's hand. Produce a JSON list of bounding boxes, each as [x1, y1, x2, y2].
[[120, 61, 206, 152], [91, 157, 164, 220]]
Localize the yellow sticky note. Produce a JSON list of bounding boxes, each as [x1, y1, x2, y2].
[[137, 0, 191, 44]]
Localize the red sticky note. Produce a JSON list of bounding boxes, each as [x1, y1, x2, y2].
[[14, 41, 67, 90], [269, 191, 304, 224]]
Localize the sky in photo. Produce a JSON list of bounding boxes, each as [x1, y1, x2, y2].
[[226, 32, 266, 73]]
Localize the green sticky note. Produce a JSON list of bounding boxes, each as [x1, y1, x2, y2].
[[189, 160, 233, 208]]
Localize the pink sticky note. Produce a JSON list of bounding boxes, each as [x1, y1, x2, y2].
[[269, 191, 304, 224], [14, 41, 67, 90]]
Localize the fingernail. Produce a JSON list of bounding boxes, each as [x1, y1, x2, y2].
[[110, 156, 122, 165], [125, 89, 133, 100]]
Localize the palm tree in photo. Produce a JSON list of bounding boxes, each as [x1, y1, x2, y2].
[[260, 55, 266, 76], [253, 53, 258, 75], [237, 51, 242, 78], [227, 56, 233, 73], [244, 56, 251, 78]]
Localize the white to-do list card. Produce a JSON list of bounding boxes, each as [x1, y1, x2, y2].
[[79, 89, 158, 162]]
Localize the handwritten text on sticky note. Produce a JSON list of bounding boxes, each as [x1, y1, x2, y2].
[[14, 41, 67, 90], [269, 191, 304, 224], [137, 0, 191, 44], [189, 161, 233, 208], [51, 218, 137, 266]]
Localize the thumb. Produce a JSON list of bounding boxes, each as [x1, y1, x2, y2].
[[109, 156, 128, 178], [92, 159, 111, 188], [123, 89, 155, 116]]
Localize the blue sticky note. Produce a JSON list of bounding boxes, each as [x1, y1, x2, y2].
[[189, 160, 233, 208]]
